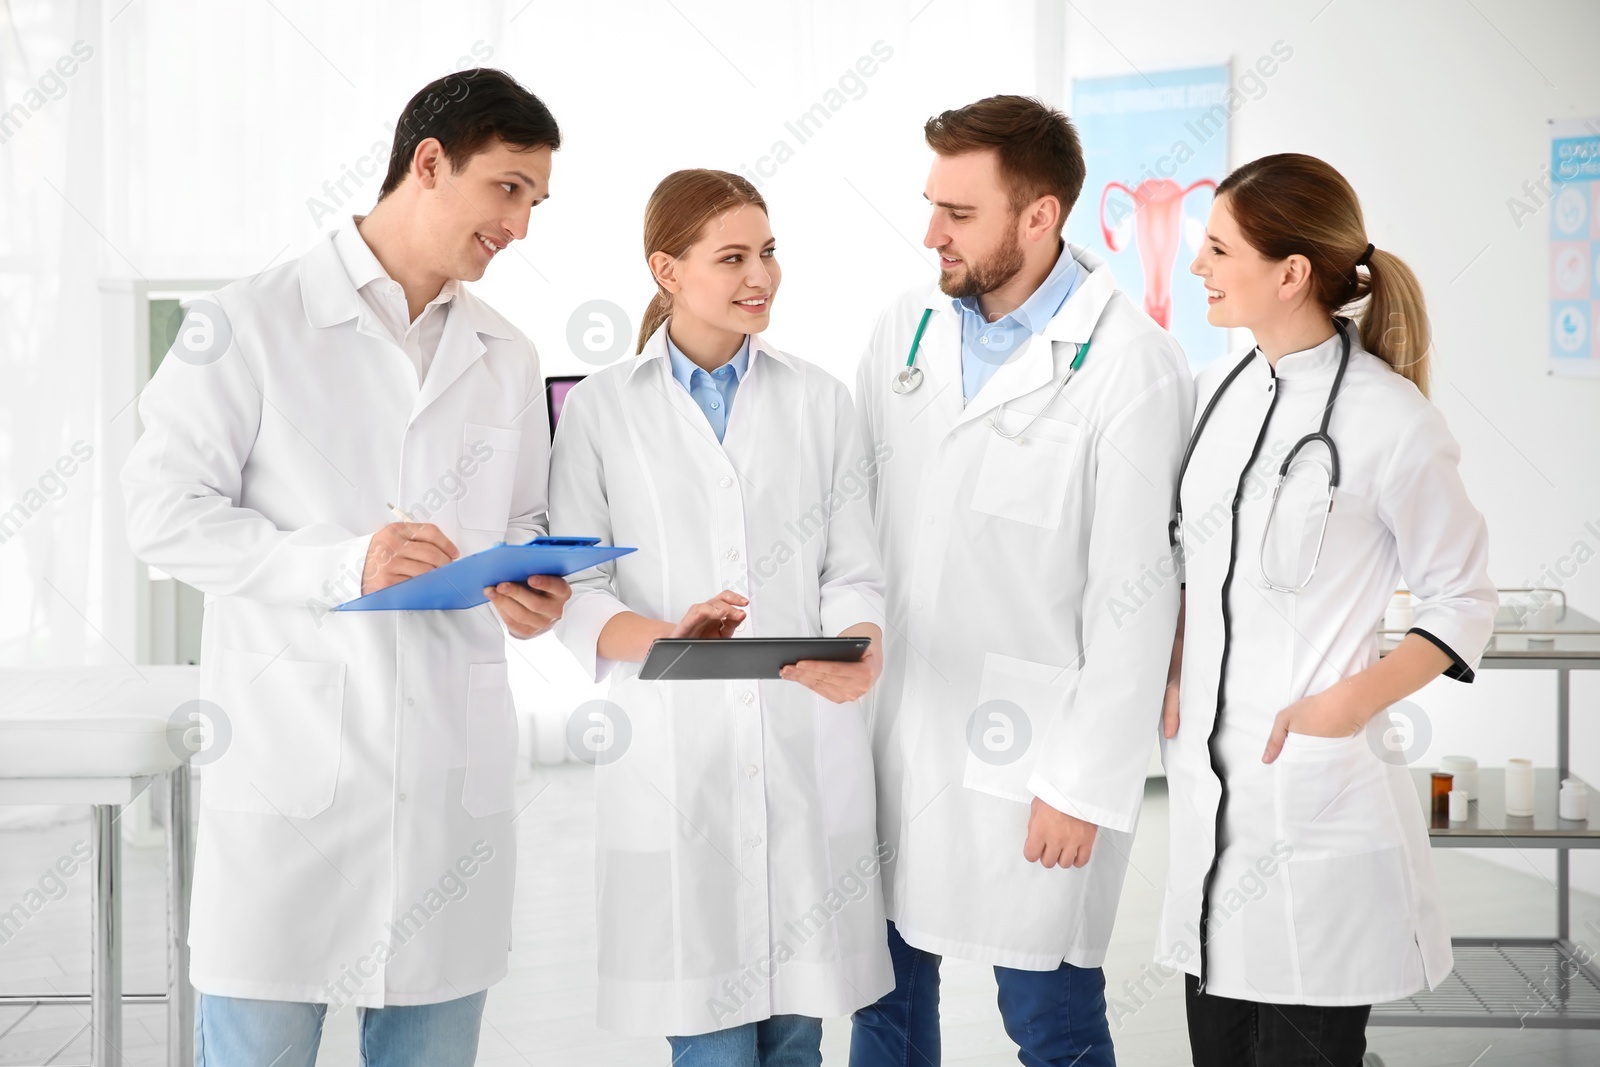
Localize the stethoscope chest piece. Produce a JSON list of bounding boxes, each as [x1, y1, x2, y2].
[[892, 366, 924, 394]]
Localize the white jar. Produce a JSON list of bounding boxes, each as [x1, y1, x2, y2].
[[1505, 759, 1535, 818], [1440, 755, 1478, 800], [1384, 591, 1415, 632], [1559, 779, 1589, 822]]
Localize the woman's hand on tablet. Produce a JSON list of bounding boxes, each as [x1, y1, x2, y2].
[[781, 623, 882, 703], [670, 591, 749, 639]]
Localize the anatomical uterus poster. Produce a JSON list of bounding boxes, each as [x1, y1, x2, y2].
[[1069, 64, 1234, 370]]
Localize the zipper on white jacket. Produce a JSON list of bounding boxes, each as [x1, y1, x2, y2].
[[1197, 357, 1280, 994]]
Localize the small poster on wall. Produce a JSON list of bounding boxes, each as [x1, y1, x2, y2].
[[1068, 65, 1231, 370], [1549, 116, 1600, 377]]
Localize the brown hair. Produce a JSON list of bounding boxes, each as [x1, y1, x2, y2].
[[1216, 153, 1432, 396], [636, 169, 769, 354], [924, 94, 1085, 230]]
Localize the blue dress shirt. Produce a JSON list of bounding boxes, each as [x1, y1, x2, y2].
[[956, 243, 1083, 402], [667, 334, 750, 442]]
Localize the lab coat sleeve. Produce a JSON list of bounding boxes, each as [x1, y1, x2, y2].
[[120, 314, 372, 607], [853, 341, 883, 515], [1378, 403, 1496, 681], [817, 379, 888, 638], [548, 383, 631, 683], [503, 337, 552, 546], [1027, 360, 1195, 834]]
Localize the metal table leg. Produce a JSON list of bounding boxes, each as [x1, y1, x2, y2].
[[166, 765, 193, 1067], [1558, 667, 1570, 943], [91, 803, 122, 1067]]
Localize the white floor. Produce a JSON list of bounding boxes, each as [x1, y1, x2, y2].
[[3, 767, 1599, 1066]]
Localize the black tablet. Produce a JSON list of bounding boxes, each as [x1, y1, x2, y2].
[[638, 637, 871, 681]]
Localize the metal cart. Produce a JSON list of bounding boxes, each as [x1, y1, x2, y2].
[[1369, 592, 1600, 1032]]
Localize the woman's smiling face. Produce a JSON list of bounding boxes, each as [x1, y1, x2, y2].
[[1190, 192, 1283, 331], [656, 204, 780, 337]]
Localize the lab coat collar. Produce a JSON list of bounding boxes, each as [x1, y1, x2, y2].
[[300, 230, 368, 330], [627, 320, 791, 454], [411, 287, 516, 421], [299, 226, 507, 341], [1040, 245, 1117, 345], [951, 244, 1117, 429], [628, 320, 792, 384], [332, 218, 394, 293], [1267, 323, 1349, 381], [299, 229, 514, 424]]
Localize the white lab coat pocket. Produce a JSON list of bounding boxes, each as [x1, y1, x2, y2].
[[458, 423, 522, 532], [461, 660, 517, 817], [1274, 730, 1403, 860], [205, 650, 345, 819], [962, 651, 1081, 804], [1272, 729, 1422, 996], [968, 413, 1081, 530]]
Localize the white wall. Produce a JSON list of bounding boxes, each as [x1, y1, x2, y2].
[[1059, 0, 1600, 893]]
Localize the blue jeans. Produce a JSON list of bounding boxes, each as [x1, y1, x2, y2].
[[195, 990, 487, 1067], [849, 922, 1115, 1067], [668, 1014, 823, 1067]]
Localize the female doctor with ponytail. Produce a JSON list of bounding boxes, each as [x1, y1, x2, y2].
[[1158, 153, 1497, 1066]]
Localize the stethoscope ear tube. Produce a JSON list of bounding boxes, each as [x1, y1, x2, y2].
[[895, 302, 1096, 445], [1170, 319, 1352, 560], [1169, 348, 1258, 548]]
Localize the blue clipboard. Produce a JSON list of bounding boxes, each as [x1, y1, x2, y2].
[[334, 536, 635, 612]]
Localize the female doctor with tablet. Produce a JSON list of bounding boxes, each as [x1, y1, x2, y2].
[[1159, 153, 1498, 1067], [548, 169, 893, 1066]]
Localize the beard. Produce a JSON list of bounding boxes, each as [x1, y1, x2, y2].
[[937, 227, 1026, 300]]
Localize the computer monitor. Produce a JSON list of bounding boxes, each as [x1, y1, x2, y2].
[[544, 375, 585, 439]]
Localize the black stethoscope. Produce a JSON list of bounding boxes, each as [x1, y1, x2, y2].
[[1168, 318, 1351, 593]]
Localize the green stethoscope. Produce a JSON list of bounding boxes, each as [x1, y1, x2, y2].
[[892, 307, 1091, 442]]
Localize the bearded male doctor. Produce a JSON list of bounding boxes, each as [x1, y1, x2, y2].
[[123, 69, 569, 1067], [849, 95, 1196, 1067]]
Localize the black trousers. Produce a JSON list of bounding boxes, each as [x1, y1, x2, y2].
[[1185, 975, 1371, 1067]]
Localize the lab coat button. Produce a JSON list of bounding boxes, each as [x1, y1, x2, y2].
[[406, 697, 415, 707], [740, 690, 754, 705], [398, 793, 407, 802], [719, 476, 733, 488], [726, 548, 740, 562], [745, 764, 759, 777]]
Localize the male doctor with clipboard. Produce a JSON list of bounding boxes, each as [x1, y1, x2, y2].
[[849, 96, 1195, 1066], [122, 70, 569, 1066]]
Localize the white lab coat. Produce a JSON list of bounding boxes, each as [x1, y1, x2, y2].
[[855, 245, 1195, 970], [121, 229, 550, 1006], [548, 325, 894, 1036], [1159, 329, 1497, 1005]]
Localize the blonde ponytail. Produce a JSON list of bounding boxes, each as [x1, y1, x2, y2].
[[1358, 248, 1432, 397], [636, 291, 670, 355]]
